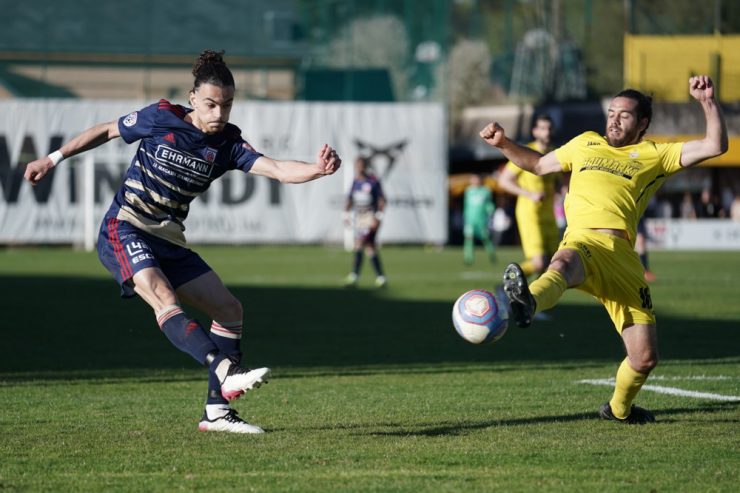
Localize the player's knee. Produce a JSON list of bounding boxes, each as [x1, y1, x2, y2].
[[631, 353, 658, 374], [216, 296, 243, 321], [548, 250, 585, 286], [140, 283, 178, 310]]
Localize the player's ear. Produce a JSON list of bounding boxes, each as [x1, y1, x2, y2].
[[188, 90, 196, 108], [638, 117, 649, 134]]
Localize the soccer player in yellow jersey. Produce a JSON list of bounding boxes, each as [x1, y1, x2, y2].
[[479, 75, 728, 424], [498, 115, 560, 279]]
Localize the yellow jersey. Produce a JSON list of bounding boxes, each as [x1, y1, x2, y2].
[[555, 131, 683, 244], [504, 142, 558, 227]]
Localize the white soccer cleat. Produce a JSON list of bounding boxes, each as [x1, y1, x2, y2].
[[344, 272, 359, 287], [198, 409, 265, 434], [219, 365, 271, 401], [374, 275, 387, 288]]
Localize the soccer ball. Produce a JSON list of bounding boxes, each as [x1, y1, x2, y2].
[[452, 289, 508, 344]]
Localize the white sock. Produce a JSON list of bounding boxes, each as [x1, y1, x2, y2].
[[214, 358, 232, 383]]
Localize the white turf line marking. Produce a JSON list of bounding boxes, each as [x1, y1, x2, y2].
[[578, 379, 740, 402]]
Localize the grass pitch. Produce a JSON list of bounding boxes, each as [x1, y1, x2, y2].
[[0, 245, 738, 492]]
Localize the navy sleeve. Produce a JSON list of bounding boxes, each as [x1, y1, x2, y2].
[[231, 138, 263, 173], [118, 102, 158, 144], [373, 179, 385, 200]]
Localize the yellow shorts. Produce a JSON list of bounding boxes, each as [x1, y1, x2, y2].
[[559, 229, 655, 332], [517, 213, 560, 259]]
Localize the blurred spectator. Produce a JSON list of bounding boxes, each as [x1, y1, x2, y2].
[[720, 186, 735, 215], [491, 203, 513, 246], [680, 192, 697, 219], [731, 195, 740, 221], [696, 187, 722, 218], [554, 184, 567, 239], [657, 197, 673, 218]]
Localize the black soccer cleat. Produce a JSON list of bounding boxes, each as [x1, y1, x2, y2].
[[598, 402, 656, 425], [502, 263, 536, 328]]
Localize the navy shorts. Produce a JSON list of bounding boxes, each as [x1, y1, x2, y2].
[[97, 217, 212, 298], [637, 216, 647, 236]]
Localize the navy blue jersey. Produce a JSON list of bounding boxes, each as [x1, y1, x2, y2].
[[348, 175, 384, 214], [106, 99, 262, 246]]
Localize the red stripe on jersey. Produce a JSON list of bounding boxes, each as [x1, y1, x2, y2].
[[107, 218, 132, 280], [158, 99, 186, 118]]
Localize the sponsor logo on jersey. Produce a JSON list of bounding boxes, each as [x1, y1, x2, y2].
[[155, 145, 214, 179], [586, 141, 601, 146], [242, 141, 256, 152], [164, 133, 176, 144], [123, 112, 138, 127], [630, 151, 639, 158], [204, 147, 217, 163], [580, 156, 639, 179]]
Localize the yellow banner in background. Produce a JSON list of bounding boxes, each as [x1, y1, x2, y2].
[[624, 34, 740, 103], [646, 135, 740, 167]]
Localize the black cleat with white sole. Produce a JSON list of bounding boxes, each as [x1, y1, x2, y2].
[[598, 402, 656, 425], [502, 263, 536, 328]]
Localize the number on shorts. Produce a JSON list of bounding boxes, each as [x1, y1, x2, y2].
[[639, 286, 653, 309]]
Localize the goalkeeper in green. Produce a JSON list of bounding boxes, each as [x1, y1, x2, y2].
[[463, 173, 496, 265]]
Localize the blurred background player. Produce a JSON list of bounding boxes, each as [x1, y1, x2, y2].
[[480, 75, 727, 425], [462, 173, 496, 265], [344, 157, 387, 288], [24, 50, 342, 434], [497, 114, 560, 280], [635, 216, 656, 282]]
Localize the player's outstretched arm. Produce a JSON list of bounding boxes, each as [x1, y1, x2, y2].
[[680, 75, 728, 168], [24, 120, 121, 185], [250, 144, 341, 184], [498, 166, 545, 202], [479, 122, 561, 175]]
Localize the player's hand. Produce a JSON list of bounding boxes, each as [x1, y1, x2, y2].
[[689, 75, 715, 102], [479, 122, 507, 148], [529, 191, 545, 203], [24, 157, 54, 186], [316, 144, 341, 176]]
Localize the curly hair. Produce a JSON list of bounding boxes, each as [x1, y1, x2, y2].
[[191, 49, 234, 91]]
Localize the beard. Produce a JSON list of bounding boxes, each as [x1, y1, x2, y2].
[[606, 127, 640, 147]]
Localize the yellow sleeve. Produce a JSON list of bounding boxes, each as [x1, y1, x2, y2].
[[655, 142, 684, 175], [504, 161, 523, 176], [554, 135, 583, 173]]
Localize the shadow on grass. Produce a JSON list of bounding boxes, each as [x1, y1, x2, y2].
[[1, 275, 738, 379], [267, 402, 738, 436]]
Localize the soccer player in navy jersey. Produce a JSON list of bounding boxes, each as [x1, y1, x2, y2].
[[24, 50, 342, 434], [343, 157, 387, 288]]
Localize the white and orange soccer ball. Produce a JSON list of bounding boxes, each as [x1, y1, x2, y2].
[[452, 289, 508, 344]]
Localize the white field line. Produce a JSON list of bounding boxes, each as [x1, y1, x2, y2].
[[647, 375, 735, 381], [578, 378, 740, 402]]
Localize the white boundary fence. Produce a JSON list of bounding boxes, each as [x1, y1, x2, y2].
[[645, 218, 740, 251], [0, 100, 448, 248]]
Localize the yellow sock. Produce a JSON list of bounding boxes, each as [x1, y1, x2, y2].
[[520, 260, 536, 277], [529, 269, 567, 313], [609, 357, 649, 419]]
